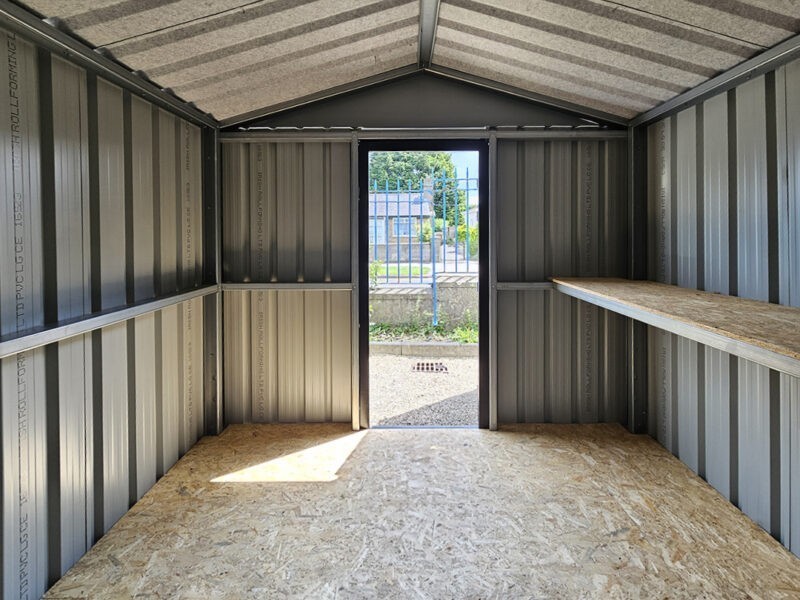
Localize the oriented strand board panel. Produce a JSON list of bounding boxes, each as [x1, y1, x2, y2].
[[553, 278, 800, 374], [44, 424, 800, 597]]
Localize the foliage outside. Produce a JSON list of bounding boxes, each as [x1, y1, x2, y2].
[[369, 151, 467, 226], [375, 264, 431, 277], [456, 224, 479, 258], [369, 322, 478, 344]]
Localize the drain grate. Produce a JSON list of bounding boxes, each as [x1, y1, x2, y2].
[[412, 361, 448, 373]]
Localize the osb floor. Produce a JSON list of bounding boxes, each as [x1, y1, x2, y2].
[[46, 425, 800, 599]]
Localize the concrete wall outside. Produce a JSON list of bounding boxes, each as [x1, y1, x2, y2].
[[369, 233, 442, 263], [369, 275, 478, 327]]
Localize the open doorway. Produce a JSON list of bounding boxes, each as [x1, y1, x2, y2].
[[358, 141, 488, 428]]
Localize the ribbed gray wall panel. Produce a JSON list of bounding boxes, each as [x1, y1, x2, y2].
[[0, 27, 209, 598], [496, 291, 627, 424], [647, 328, 675, 453], [0, 299, 203, 598], [787, 60, 800, 308], [130, 96, 155, 302], [222, 144, 250, 283], [2, 350, 48, 600], [645, 56, 800, 556], [97, 80, 126, 310], [737, 361, 772, 532], [0, 29, 47, 600], [675, 107, 698, 289], [495, 139, 628, 424], [736, 76, 770, 302], [179, 297, 204, 453], [223, 290, 352, 424], [702, 93, 730, 296], [647, 118, 673, 285], [704, 347, 732, 500], [1, 29, 41, 336], [134, 314, 157, 498], [782, 374, 800, 554], [159, 304, 181, 475], [179, 122, 203, 289], [221, 141, 351, 283], [100, 322, 129, 532], [52, 56, 91, 319], [158, 109, 179, 295], [57, 335, 93, 575], [676, 337, 700, 473]]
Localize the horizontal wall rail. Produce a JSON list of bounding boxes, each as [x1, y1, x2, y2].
[[221, 130, 628, 142], [495, 282, 554, 291], [0, 286, 217, 360]]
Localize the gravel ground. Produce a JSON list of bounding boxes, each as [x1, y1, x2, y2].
[[369, 353, 478, 427]]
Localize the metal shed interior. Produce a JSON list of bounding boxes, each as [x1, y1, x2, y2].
[[1, 0, 799, 597]]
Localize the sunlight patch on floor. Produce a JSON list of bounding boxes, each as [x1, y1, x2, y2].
[[211, 431, 367, 483]]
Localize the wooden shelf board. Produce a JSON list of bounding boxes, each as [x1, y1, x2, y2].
[[552, 277, 800, 378]]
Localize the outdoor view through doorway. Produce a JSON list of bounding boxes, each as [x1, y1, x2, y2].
[[368, 150, 479, 427]]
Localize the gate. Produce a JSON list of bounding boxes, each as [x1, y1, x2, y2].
[[368, 171, 478, 325]]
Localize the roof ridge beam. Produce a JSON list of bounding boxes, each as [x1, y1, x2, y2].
[[418, 0, 441, 67]]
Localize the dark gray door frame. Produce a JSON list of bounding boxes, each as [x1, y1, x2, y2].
[[358, 139, 490, 428]]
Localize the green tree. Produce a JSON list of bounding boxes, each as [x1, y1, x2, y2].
[[368, 151, 466, 227], [369, 151, 455, 186]]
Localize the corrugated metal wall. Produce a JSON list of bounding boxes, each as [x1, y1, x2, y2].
[[0, 27, 207, 599], [495, 139, 629, 424], [646, 56, 800, 556], [223, 290, 352, 423], [222, 141, 352, 423]]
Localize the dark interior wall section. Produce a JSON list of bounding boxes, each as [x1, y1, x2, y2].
[[495, 139, 630, 425], [646, 57, 800, 558], [229, 72, 624, 130], [0, 27, 208, 599]]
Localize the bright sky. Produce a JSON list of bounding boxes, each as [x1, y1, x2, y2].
[[450, 151, 479, 182]]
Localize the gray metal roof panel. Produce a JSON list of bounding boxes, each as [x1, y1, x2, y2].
[[16, 0, 800, 121]]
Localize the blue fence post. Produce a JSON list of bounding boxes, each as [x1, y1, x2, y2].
[[441, 177, 447, 273], [431, 201, 438, 327], [384, 180, 390, 283], [418, 178, 424, 284], [465, 167, 470, 272], [396, 178, 401, 284], [372, 179, 378, 262], [454, 168, 459, 273]]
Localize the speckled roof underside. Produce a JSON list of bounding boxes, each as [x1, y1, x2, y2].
[[18, 0, 800, 122]]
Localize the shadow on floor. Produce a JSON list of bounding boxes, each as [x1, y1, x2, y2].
[[373, 389, 478, 427]]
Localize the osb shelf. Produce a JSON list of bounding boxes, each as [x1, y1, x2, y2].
[[552, 277, 800, 378]]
